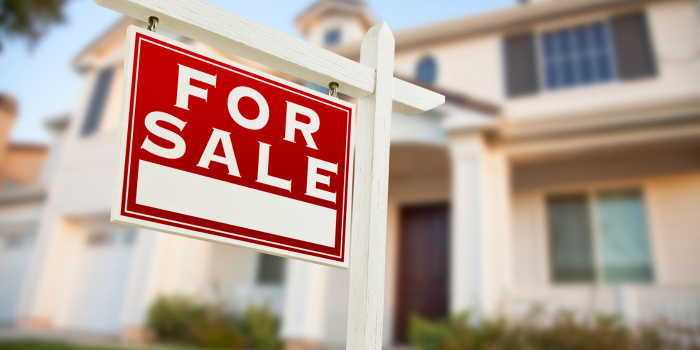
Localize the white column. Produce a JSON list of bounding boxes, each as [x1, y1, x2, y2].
[[281, 259, 329, 343], [119, 228, 161, 342], [449, 132, 511, 318]]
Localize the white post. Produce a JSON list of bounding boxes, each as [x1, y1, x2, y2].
[[346, 23, 395, 350], [449, 132, 512, 319], [449, 133, 488, 316], [281, 260, 329, 345]]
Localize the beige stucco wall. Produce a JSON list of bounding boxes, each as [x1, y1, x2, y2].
[[394, 34, 503, 104], [511, 168, 700, 289], [509, 168, 700, 325], [646, 171, 700, 285]]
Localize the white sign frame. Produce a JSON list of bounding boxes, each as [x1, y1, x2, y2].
[[111, 25, 357, 268]]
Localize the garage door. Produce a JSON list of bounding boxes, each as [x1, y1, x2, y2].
[[65, 224, 136, 334], [0, 228, 34, 323]]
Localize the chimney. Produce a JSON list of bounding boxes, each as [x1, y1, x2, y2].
[[0, 93, 19, 165]]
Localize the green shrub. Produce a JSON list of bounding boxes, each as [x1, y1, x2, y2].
[[409, 310, 700, 350], [239, 303, 282, 350], [146, 294, 282, 349], [188, 302, 242, 348], [147, 294, 206, 344]]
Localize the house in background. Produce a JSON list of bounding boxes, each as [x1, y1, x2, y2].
[[13, 19, 297, 340], [5, 0, 700, 348], [0, 94, 68, 324], [286, 0, 700, 346]]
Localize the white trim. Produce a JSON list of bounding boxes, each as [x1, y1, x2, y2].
[[537, 180, 658, 286]]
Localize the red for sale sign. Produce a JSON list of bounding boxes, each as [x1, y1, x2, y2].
[[112, 26, 355, 268]]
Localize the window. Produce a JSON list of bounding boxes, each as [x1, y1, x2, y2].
[[547, 188, 654, 284], [87, 232, 112, 247], [81, 66, 115, 137], [503, 11, 656, 97], [256, 253, 286, 285], [416, 56, 437, 84], [87, 228, 137, 247], [547, 194, 596, 282], [324, 28, 341, 47], [541, 22, 616, 90]]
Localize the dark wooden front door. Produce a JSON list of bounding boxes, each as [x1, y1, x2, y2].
[[395, 203, 449, 343]]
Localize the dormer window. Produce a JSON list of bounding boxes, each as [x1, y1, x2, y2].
[[416, 55, 438, 85], [324, 28, 342, 47]]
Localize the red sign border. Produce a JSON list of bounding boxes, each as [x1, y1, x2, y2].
[[111, 26, 356, 268]]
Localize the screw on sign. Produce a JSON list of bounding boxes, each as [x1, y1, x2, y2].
[[97, 0, 444, 348]]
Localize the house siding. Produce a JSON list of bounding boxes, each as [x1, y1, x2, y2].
[[647, 171, 700, 285]]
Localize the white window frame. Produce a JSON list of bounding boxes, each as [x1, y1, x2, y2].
[[538, 181, 659, 286], [535, 19, 619, 92]]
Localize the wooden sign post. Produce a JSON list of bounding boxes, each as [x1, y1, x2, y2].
[[95, 0, 444, 347], [347, 24, 395, 348]]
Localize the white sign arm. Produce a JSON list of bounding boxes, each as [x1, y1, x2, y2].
[[93, 0, 444, 115]]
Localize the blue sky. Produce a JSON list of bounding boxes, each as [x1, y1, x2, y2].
[[0, 0, 514, 143]]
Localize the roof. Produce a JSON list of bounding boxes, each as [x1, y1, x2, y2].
[[392, 0, 651, 51], [329, 0, 653, 58], [0, 94, 18, 116]]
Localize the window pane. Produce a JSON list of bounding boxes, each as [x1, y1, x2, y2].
[[574, 26, 593, 84], [324, 29, 341, 47], [592, 23, 614, 81], [596, 189, 654, 283], [558, 30, 576, 86], [416, 56, 437, 85], [256, 253, 286, 285], [543, 34, 560, 89], [547, 194, 596, 283], [541, 21, 615, 90]]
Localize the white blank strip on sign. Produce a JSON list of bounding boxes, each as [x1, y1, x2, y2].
[[135, 160, 337, 247]]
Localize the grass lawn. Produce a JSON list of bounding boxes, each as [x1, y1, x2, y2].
[[0, 339, 191, 350]]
